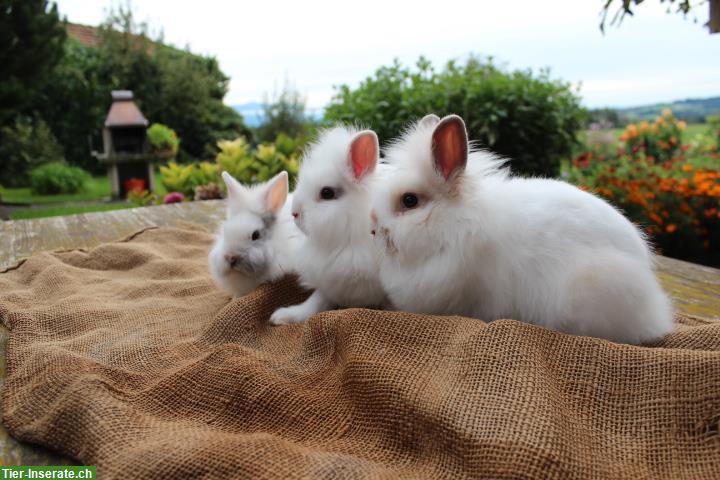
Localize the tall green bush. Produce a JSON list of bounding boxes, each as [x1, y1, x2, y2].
[[0, 117, 65, 187], [325, 56, 585, 177]]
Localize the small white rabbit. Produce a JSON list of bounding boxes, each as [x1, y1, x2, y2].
[[269, 126, 389, 325], [371, 114, 673, 344], [208, 171, 301, 298]]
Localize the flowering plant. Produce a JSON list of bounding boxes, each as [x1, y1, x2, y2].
[[570, 110, 719, 266]]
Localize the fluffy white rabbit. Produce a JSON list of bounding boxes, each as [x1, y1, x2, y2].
[[269, 126, 389, 325], [209, 171, 302, 297], [370, 114, 673, 344]]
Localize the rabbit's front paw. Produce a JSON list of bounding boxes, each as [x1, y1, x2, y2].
[[269, 305, 312, 325]]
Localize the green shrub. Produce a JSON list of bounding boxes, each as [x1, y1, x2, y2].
[[160, 135, 304, 198], [217, 136, 301, 189], [29, 162, 91, 195], [159, 161, 219, 197], [215, 137, 253, 180], [325, 56, 585, 177], [147, 123, 180, 155], [127, 189, 158, 206], [0, 117, 65, 187]]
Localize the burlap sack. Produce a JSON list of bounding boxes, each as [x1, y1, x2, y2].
[[0, 225, 718, 479]]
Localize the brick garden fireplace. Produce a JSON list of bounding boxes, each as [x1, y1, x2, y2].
[[93, 90, 159, 199]]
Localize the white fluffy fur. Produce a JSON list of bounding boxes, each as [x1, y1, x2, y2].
[[269, 126, 389, 325], [371, 115, 674, 344], [209, 171, 302, 297]]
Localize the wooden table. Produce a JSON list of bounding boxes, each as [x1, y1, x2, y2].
[[1, 200, 719, 465]]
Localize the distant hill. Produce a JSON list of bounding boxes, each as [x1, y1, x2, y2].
[[232, 103, 265, 128], [232, 103, 324, 128], [614, 96, 720, 124]]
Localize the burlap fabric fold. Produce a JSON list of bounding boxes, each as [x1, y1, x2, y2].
[[0, 225, 718, 479]]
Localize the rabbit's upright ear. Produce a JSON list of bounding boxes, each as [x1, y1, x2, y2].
[[222, 171, 244, 199], [419, 114, 440, 128], [431, 115, 468, 181], [222, 171, 247, 216], [348, 130, 379, 181], [264, 171, 288, 214]]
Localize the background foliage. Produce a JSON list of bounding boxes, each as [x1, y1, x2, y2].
[[160, 134, 303, 198], [29, 161, 90, 195], [1, 1, 249, 180], [569, 111, 720, 267], [0, 118, 66, 187], [325, 56, 585, 177], [255, 81, 311, 143]]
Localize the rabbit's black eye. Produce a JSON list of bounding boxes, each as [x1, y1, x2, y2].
[[251, 230, 260, 241], [402, 193, 419, 209], [320, 187, 336, 200]]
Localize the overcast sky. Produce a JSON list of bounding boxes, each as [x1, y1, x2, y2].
[[55, 0, 720, 109]]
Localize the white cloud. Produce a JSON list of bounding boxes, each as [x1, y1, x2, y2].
[[56, 0, 720, 108]]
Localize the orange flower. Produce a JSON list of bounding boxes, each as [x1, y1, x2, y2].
[[649, 212, 663, 225], [665, 224, 677, 233], [681, 164, 693, 172]]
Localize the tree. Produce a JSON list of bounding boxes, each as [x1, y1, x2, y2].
[[93, 6, 250, 160], [255, 81, 309, 143], [0, 0, 66, 126], [600, 0, 720, 34], [40, 38, 109, 172], [325, 56, 585, 177]]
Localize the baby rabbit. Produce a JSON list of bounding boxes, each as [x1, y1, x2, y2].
[[209, 171, 301, 297], [371, 114, 673, 344], [269, 126, 388, 325]]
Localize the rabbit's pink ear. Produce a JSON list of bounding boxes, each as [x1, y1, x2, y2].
[[264, 171, 288, 214], [348, 130, 379, 181], [432, 115, 468, 180]]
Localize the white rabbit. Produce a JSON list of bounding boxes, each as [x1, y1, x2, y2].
[[370, 114, 673, 344], [208, 171, 302, 298], [269, 126, 389, 325]]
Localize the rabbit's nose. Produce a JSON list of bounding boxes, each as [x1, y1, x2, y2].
[[292, 212, 299, 218], [224, 253, 238, 267]]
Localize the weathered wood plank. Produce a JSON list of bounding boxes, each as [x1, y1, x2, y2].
[[0, 200, 226, 268]]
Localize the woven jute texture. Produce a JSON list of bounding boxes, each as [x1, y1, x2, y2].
[[1, 225, 719, 479]]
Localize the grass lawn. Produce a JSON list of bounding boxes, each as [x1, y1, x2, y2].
[[1, 176, 111, 204], [1, 174, 169, 205], [582, 123, 708, 144], [10, 203, 135, 220], [2, 171, 170, 221]]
